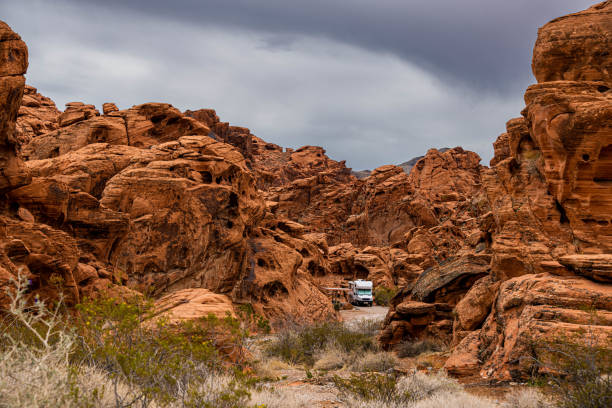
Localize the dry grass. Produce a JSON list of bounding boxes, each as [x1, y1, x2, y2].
[[0, 348, 126, 408], [340, 388, 499, 408], [255, 357, 293, 378], [251, 386, 336, 408], [396, 370, 461, 400], [343, 317, 384, 335], [409, 391, 498, 408], [264, 321, 377, 366], [502, 388, 552, 408], [333, 370, 503, 408], [314, 346, 346, 371], [0, 276, 251, 408], [349, 350, 398, 373], [396, 339, 445, 358], [0, 277, 128, 407]]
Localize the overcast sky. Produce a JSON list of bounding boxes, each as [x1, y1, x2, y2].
[[1, 0, 595, 170]]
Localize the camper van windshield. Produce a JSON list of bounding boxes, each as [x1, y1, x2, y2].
[[357, 289, 371, 295]]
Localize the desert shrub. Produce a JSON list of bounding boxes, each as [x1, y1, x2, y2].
[[0, 276, 253, 408], [0, 276, 118, 407], [395, 370, 460, 401], [237, 303, 271, 334], [530, 332, 612, 408], [396, 339, 444, 358], [72, 296, 250, 407], [349, 350, 398, 372], [265, 321, 376, 366], [374, 286, 397, 306], [255, 357, 292, 378], [333, 373, 410, 405], [343, 316, 383, 336], [503, 388, 552, 408], [334, 370, 496, 408], [313, 346, 346, 370]]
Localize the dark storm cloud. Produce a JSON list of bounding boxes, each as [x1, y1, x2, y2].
[[0, 0, 598, 170], [51, 0, 594, 92]]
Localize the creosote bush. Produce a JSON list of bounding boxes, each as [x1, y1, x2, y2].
[[71, 296, 250, 407], [333, 373, 410, 405], [0, 276, 254, 408], [530, 330, 612, 408], [374, 286, 397, 306], [264, 321, 377, 366], [332, 370, 474, 407]]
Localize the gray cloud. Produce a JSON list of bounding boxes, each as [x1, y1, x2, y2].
[[29, 0, 594, 91], [0, 0, 597, 170]]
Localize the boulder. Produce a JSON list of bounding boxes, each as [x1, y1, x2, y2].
[[532, 1, 612, 83]]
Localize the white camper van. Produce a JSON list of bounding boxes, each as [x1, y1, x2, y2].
[[348, 280, 373, 307]]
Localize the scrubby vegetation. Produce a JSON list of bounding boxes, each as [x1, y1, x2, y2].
[[374, 286, 397, 306], [503, 389, 552, 408], [530, 331, 612, 408], [0, 276, 252, 408], [263, 321, 377, 367], [333, 370, 502, 408], [237, 303, 271, 334], [1, 276, 599, 408]]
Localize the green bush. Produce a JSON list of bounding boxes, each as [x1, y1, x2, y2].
[[237, 303, 271, 334], [72, 297, 250, 406], [264, 322, 376, 366], [333, 373, 410, 404], [531, 332, 612, 408], [0, 276, 256, 408], [374, 286, 397, 306]]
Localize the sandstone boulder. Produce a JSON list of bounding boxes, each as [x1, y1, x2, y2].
[[532, 1, 612, 83]]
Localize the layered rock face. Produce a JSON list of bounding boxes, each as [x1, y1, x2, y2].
[[381, 1, 612, 381], [0, 20, 335, 323], [0, 22, 30, 192]]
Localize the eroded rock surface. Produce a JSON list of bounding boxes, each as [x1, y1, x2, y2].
[[382, 1, 612, 381], [0, 20, 335, 325]]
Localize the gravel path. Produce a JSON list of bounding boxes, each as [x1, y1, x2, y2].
[[340, 305, 388, 322]]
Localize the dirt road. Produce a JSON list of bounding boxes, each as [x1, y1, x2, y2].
[[340, 305, 388, 322]]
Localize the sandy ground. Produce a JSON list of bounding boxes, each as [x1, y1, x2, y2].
[[340, 305, 389, 322], [252, 305, 525, 407]]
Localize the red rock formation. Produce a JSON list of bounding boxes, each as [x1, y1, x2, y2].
[[523, 81, 612, 252], [0, 22, 30, 192], [0, 21, 336, 325], [15, 85, 60, 149], [532, 1, 612, 83], [1, 1, 610, 383], [266, 147, 482, 247], [382, 1, 612, 382]]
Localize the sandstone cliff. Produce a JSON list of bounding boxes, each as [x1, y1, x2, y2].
[[0, 21, 336, 324], [380, 1, 612, 381]]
